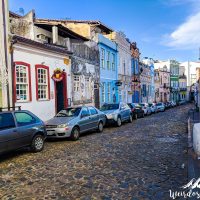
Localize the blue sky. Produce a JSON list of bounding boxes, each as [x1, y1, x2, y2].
[[9, 0, 200, 62]]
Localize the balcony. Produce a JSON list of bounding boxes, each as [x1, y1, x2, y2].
[[179, 88, 187, 91]]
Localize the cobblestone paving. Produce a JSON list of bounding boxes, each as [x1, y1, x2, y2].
[[0, 104, 191, 200]]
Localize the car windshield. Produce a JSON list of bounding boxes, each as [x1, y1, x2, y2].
[[128, 103, 134, 108], [156, 103, 162, 106], [56, 107, 81, 117], [140, 104, 145, 107], [100, 104, 119, 111], [149, 103, 153, 107]]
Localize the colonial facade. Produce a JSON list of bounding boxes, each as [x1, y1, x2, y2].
[[154, 66, 170, 103], [9, 11, 101, 120], [12, 35, 72, 121], [34, 19, 100, 108], [142, 58, 155, 103], [181, 61, 200, 101], [179, 66, 187, 101], [170, 60, 180, 102], [140, 62, 151, 103], [107, 32, 132, 103], [57, 20, 119, 106], [130, 42, 140, 103], [154, 59, 180, 102], [98, 34, 118, 106]]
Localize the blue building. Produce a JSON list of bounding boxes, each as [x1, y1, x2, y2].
[[98, 34, 119, 106], [131, 57, 140, 103]]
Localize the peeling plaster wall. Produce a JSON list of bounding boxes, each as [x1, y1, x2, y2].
[[71, 42, 100, 107]]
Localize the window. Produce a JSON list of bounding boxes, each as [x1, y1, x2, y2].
[[15, 62, 31, 102], [112, 53, 115, 71], [101, 82, 105, 103], [81, 107, 90, 117], [15, 112, 36, 126], [101, 48, 105, 69], [0, 113, 15, 130], [74, 76, 80, 92], [85, 77, 91, 99], [56, 107, 81, 117], [35, 65, 50, 100], [107, 51, 110, 70], [89, 107, 98, 115], [107, 82, 111, 102], [123, 60, 126, 74]]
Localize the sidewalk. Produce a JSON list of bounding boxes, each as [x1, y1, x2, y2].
[[188, 107, 200, 180]]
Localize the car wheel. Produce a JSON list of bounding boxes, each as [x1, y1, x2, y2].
[[129, 114, 133, 123], [97, 121, 104, 132], [31, 134, 44, 152], [116, 116, 122, 127], [70, 127, 80, 141]]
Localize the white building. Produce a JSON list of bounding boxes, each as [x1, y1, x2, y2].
[[107, 31, 132, 103], [10, 11, 73, 121], [180, 61, 200, 86], [12, 36, 72, 121], [180, 61, 200, 101]]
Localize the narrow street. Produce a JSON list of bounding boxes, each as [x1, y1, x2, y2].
[[0, 104, 190, 200]]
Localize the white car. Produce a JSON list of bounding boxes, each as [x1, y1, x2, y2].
[[149, 103, 158, 113], [156, 102, 165, 112], [140, 103, 151, 115]]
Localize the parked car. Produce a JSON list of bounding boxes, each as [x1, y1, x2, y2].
[[148, 103, 158, 113], [168, 101, 173, 108], [100, 103, 132, 126], [171, 101, 177, 107], [156, 102, 165, 112], [0, 107, 46, 154], [46, 106, 106, 141], [140, 103, 152, 115], [164, 102, 171, 109], [128, 103, 145, 119]]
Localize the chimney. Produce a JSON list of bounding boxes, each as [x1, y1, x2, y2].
[[52, 26, 58, 44]]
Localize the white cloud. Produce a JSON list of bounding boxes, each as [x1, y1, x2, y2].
[[165, 11, 200, 50]]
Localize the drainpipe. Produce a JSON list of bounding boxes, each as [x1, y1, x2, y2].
[[10, 39, 16, 108], [2, 0, 10, 108]]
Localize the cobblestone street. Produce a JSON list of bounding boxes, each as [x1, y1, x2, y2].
[[0, 104, 190, 200]]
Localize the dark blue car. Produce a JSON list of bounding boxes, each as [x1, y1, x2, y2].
[[0, 108, 46, 154]]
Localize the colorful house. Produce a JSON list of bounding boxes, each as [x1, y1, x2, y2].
[[131, 42, 140, 103], [143, 58, 155, 103], [98, 34, 118, 105]]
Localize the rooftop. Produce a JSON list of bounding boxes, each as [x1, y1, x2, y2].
[[12, 35, 73, 55]]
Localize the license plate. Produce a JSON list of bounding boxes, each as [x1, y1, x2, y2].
[[47, 131, 55, 136]]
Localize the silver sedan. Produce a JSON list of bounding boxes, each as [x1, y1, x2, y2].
[[100, 103, 133, 127], [45, 106, 106, 140]]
